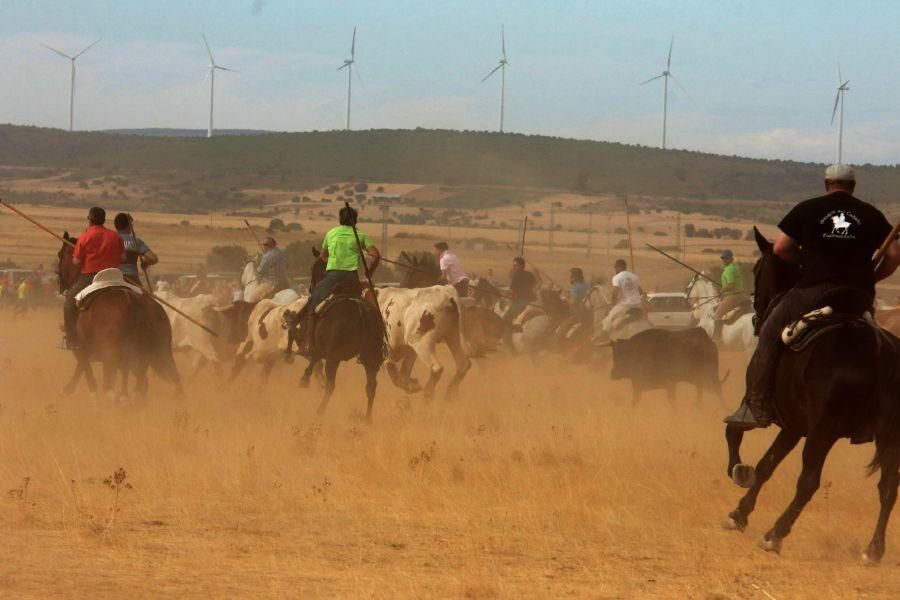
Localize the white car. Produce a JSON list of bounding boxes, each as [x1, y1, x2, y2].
[[645, 292, 696, 330]]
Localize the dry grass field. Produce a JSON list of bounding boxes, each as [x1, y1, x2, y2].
[[3, 306, 900, 598]]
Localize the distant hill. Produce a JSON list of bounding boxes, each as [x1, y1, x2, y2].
[[1, 125, 898, 214], [103, 128, 276, 137]]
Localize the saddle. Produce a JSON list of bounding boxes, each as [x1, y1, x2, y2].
[[75, 268, 143, 309], [782, 307, 875, 352], [720, 304, 752, 325], [314, 293, 368, 316], [609, 306, 645, 330]]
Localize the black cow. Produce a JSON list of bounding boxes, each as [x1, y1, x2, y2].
[[608, 327, 724, 407]]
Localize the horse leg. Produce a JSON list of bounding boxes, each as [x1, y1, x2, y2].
[[364, 361, 379, 423], [724, 429, 801, 531], [299, 358, 319, 388], [444, 334, 471, 401], [412, 340, 443, 400], [260, 359, 276, 388], [760, 432, 838, 553], [63, 359, 86, 395], [316, 357, 340, 416], [190, 355, 208, 381], [229, 353, 248, 382], [863, 441, 900, 565]]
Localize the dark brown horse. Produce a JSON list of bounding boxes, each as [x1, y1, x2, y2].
[[286, 253, 386, 421], [724, 228, 900, 563], [58, 234, 182, 399]]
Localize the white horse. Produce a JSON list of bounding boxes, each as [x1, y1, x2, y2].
[[240, 257, 300, 304], [586, 284, 652, 341], [686, 274, 756, 356]]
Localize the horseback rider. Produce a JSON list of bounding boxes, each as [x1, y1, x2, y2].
[[725, 164, 900, 429], [114, 213, 158, 287], [601, 259, 643, 333], [435, 242, 470, 297], [62, 206, 125, 350], [556, 267, 590, 339], [712, 249, 745, 342], [257, 236, 290, 295], [294, 205, 381, 355]]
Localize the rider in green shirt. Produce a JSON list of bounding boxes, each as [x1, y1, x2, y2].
[[294, 205, 380, 355], [712, 249, 746, 341]]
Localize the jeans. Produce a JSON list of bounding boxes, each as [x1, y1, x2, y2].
[[64, 273, 96, 341], [744, 283, 838, 403], [307, 270, 362, 315]]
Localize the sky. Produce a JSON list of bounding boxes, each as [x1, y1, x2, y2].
[[2, 0, 900, 164]]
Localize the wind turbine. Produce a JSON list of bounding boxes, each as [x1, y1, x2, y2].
[[337, 26, 357, 131], [641, 35, 687, 150], [40, 38, 101, 132], [481, 26, 509, 133], [202, 34, 237, 138], [831, 66, 850, 164]]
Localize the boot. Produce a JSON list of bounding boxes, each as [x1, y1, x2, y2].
[[712, 320, 724, 343], [724, 396, 774, 429]]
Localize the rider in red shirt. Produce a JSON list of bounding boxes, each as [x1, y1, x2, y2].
[[63, 206, 125, 349]]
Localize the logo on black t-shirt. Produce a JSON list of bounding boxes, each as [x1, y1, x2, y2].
[[819, 210, 860, 239]]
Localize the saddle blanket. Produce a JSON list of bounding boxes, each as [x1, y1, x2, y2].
[[75, 268, 143, 306]]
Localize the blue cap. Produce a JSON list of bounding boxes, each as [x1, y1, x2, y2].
[[721, 249, 734, 260]]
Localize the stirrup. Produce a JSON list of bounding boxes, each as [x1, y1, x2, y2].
[[724, 402, 772, 429]]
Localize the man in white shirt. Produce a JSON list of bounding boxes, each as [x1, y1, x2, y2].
[[435, 242, 470, 297], [602, 259, 643, 332]]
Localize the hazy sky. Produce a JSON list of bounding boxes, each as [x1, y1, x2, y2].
[[2, 1, 899, 164]]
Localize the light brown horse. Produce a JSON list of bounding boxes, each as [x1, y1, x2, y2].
[[58, 234, 182, 399]]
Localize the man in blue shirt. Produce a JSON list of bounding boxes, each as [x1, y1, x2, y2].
[[114, 213, 158, 287]]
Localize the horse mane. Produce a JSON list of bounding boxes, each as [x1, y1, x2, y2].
[[397, 250, 441, 288]]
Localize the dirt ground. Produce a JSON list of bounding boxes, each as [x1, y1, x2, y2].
[[2, 306, 900, 598]]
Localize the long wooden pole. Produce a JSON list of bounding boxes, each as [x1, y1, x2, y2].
[[519, 216, 528, 257], [873, 221, 900, 270], [244, 219, 265, 253], [0, 199, 74, 247], [345, 202, 381, 314], [623, 196, 635, 270], [0, 198, 218, 337]]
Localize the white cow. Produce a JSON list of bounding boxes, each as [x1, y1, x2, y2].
[[155, 291, 256, 378], [230, 296, 309, 385], [378, 285, 471, 399]]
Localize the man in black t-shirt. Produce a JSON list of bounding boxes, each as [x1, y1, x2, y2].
[[502, 257, 540, 344], [725, 164, 900, 429]]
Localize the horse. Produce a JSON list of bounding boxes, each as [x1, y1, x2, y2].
[[586, 284, 652, 342], [686, 274, 756, 356], [723, 227, 900, 564], [240, 256, 269, 303], [289, 256, 386, 422], [58, 234, 183, 399]]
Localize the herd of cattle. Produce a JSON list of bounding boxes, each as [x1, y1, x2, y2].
[[149, 272, 727, 408]]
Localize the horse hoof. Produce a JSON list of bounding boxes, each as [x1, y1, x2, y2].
[[731, 464, 756, 488], [722, 517, 746, 532], [758, 536, 782, 554], [861, 552, 881, 567]]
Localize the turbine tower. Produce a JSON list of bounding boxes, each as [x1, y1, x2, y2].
[[202, 34, 236, 138], [40, 38, 101, 132], [641, 35, 687, 150], [337, 26, 357, 131], [481, 26, 509, 133], [831, 66, 850, 164]]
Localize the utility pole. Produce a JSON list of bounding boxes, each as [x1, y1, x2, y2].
[[586, 208, 594, 257], [606, 214, 611, 257], [377, 198, 390, 259], [549, 203, 556, 253], [675, 212, 681, 260]]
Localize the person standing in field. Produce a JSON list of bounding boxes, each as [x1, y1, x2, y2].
[[114, 213, 158, 287], [435, 242, 470, 297]]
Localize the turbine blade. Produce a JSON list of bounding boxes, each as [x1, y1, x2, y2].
[[351, 26, 356, 59], [41, 43, 72, 60], [831, 90, 840, 125], [840, 80, 850, 89], [667, 35, 674, 69], [355, 64, 363, 86], [201, 33, 215, 64], [337, 62, 349, 71], [502, 25, 506, 60], [640, 73, 665, 85], [481, 63, 503, 82], [669, 73, 689, 96], [73, 37, 101, 59], [216, 66, 238, 73]]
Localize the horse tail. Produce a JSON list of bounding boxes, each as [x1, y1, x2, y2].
[[867, 451, 882, 476]]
